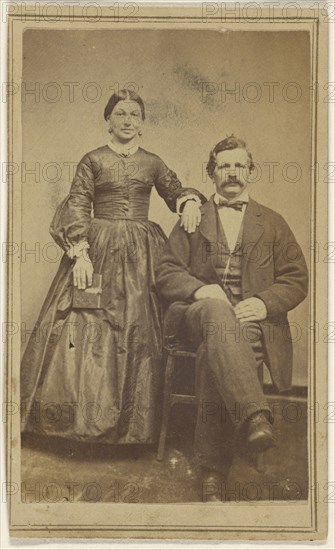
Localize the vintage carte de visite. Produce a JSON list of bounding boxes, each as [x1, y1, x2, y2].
[[4, 1, 330, 542]]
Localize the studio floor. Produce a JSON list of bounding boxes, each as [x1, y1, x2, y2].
[[21, 394, 308, 504]]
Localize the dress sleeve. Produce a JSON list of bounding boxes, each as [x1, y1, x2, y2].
[[49, 153, 95, 253], [154, 157, 206, 213]]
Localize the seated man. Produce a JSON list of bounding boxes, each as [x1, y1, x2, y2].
[[155, 135, 308, 498]]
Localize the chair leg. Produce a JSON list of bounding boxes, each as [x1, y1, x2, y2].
[[249, 451, 266, 472], [156, 355, 175, 461], [257, 363, 264, 385], [255, 452, 266, 472], [255, 364, 266, 472]]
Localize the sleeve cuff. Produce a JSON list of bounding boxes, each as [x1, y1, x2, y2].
[[176, 194, 202, 215], [254, 290, 279, 320], [66, 240, 90, 260]]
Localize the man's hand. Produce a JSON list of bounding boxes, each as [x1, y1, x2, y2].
[[73, 256, 94, 290], [234, 297, 267, 322], [180, 200, 201, 234], [193, 284, 230, 303]]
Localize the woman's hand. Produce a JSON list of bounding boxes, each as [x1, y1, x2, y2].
[[180, 200, 201, 233], [73, 256, 94, 290]]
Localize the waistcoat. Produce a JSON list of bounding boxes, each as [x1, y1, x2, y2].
[[214, 208, 244, 302]]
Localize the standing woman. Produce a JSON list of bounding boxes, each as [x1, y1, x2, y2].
[[21, 89, 205, 444]]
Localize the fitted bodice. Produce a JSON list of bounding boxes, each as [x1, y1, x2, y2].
[[94, 180, 152, 220], [88, 146, 163, 221], [50, 145, 205, 251]]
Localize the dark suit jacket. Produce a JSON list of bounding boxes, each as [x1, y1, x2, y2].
[[155, 196, 308, 391]]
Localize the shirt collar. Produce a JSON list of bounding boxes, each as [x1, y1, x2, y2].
[[107, 139, 139, 157], [213, 189, 249, 205]]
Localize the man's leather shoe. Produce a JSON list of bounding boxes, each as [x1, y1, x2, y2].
[[246, 412, 275, 452]]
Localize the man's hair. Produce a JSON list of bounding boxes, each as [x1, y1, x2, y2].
[[206, 135, 255, 178]]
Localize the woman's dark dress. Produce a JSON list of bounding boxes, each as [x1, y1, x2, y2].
[[21, 145, 203, 444]]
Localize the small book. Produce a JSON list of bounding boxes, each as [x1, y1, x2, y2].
[[72, 273, 103, 309]]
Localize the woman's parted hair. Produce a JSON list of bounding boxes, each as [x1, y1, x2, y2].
[[104, 89, 145, 121], [206, 135, 255, 178]]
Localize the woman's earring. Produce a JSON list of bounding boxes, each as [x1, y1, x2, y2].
[[138, 130, 143, 136], [108, 127, 113, 134]]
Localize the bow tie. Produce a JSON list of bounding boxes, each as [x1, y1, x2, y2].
[[217, 200, 247, 211]]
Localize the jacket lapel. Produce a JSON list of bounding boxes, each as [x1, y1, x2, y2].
[[198, 196, 222, 283], [199, 196, 217, 243], [241, 198, 264, 277]]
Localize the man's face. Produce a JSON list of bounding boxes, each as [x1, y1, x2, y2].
[[212, 148, 250, 200]]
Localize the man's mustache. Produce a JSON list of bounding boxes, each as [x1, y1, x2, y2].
[[222, 178, 243, 187]]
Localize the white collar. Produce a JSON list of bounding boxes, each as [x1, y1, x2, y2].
[[214, 189, 249, 205], [107, 140, 139, 157]]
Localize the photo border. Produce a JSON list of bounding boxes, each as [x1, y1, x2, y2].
[[5, 3, 329, 540]]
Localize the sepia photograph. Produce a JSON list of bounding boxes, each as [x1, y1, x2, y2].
[[3, 1, 330, 542]]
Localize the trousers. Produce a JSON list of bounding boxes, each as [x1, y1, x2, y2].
[[182, 298, 271, 474]]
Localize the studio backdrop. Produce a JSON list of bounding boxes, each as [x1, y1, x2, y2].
[[21, 28, 311, 386]]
